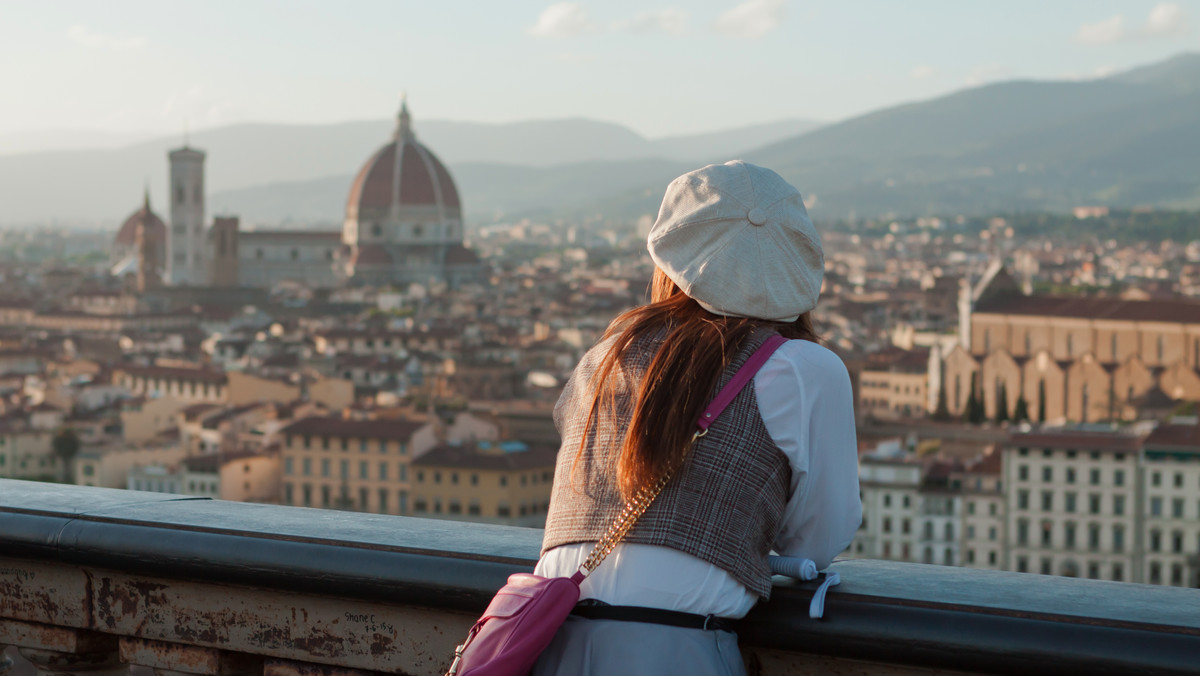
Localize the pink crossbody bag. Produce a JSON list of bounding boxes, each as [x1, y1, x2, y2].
[[444, 334, 788, 676]]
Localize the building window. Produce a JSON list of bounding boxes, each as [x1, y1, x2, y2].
[[1090, 469, 1100, 485], [290, 248, 299, 261], [1065, 492, 1077, 513], [1172, 530, 1184, 553], [414, 499, 428, 513], [883, 517, 892, 534], [1064, 522, 1076, 549], [1041, 491, 1053, 511], [1017, 519, 1029, 546], [500, 476, 508, 487], [1112, 525, 1124, 552], [1018, 490, 1030, 510], [321, 459, 330, 478], [1089, 494, 1101, 515], [1041, 521, 1053, 547], [1152, 471, 1161, 487], [471, 473, 479, 486], [1174, 473, 1184, 489], [1019, 465, 1029, 481], [884, 494, 892, 507], [1113, 495, 1125, 516], [1150, 562, 1162, 585], [413, 224, 424, 238], [379, 462, 388, 481], [340, 459, 349, 479], [1066, 468, 1075, 484], [1088, 523, 1101, 551], [360, 461, 368, 480], [468, 502, 481, 516], [371, 224, 381, 237], [1150, 530, 1162, 552], [1172, 498, 1184, 518], [1113, 470, 1124, 486], [1017, 556, 1028, 573], [1151, 497, 1163, 517], [1088, 562, 1100, 579], [303, 458, 312, 476], [302, 484, 312, 506], [1112, 563, 1123, 582], [359, 487, 368, 510], [378, 489, 389, 513], [256, 248, 264, 260], [284, 457, 293, 475]]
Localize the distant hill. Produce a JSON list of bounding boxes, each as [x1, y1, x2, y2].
[[211, 159, 693, 224], [213, 52, 1200, 225], [0, 116, 819, 225], [738, 52, 1200, 217], [4, 52, 1199, 226]]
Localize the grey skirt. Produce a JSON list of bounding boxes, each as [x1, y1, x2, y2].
[[531, 615, 747, 676]]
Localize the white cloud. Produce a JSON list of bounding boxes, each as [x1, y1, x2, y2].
[[1093, 64, 1119, 78], [66, 24, 146, 51], [1074, 3, 1189, 45], [714, 0, 786, 39], [1075, 15, 1127, 44], [1145, 2, 1189, 37], [911, 65, 937, 80], [528, 3, 597, 38], [965, 65, 1013, 87], [615, 9, 688, 35]]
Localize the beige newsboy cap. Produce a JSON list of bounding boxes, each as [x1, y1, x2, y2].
[[647, 161, 823, 322]]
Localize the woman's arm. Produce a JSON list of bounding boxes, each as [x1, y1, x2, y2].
[[755, 341, 862, 569]]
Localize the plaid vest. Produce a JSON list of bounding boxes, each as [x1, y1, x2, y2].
[[542, 328, 791, 598]]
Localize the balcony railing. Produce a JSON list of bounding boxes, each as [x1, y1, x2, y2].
[[2, 478, 1199, 675]]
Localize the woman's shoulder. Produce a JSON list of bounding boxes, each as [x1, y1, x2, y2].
[[772, 338, 849, 378]]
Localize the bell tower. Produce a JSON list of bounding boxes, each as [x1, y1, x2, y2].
[[167, 144, 206, 285]]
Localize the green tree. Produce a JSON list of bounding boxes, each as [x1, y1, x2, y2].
[[1012, 394, 1030, 423], [965, 372, 985, 424], [1037, 379, 1047, 422], [51, 427, 80, 484], [932, 380, 951, 421], [995, 382, 1009, 424]]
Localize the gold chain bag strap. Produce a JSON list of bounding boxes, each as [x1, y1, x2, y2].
[[445, 334, 789, 676]]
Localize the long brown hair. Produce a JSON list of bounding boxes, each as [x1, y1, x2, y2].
[[577, 267, 819, 501]]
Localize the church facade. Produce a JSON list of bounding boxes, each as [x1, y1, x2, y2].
[[940, 265, 1200, 424]]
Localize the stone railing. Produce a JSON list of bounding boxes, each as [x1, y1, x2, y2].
[[2, 478, 1199, 676]]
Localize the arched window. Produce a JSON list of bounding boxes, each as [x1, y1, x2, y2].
[[175, 184, 185, 204]]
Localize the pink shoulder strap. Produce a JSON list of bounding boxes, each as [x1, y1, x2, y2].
[[696, 334, 788, 432]]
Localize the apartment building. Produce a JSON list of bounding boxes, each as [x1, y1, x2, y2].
[[1004, 430, 1142, 582], [856, 421, 1200, 587], [278, 415, 437, 514], [859, 347, 931, 419], [410, 440, 557, 527]]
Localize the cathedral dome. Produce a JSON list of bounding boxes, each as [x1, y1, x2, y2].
[[114, 191, 166, 250], [345, 101, 460, 222]]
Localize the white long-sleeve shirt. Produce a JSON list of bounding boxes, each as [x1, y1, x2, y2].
[[535, 338, 862, 618]]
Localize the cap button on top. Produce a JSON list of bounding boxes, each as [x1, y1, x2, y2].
[[747, 207, 767, 226]]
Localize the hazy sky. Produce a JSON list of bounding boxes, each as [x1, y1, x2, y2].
[[2, 0, 1197, 139]]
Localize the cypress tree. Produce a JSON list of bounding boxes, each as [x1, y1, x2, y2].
[[995, 382, 1010, 423], [1013, 394, 1030, 423]]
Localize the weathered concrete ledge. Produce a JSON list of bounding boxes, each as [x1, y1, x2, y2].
[[2, 479, 1199, 676]]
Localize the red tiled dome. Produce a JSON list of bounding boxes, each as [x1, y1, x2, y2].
[[351, 245, 393, 267], [346, 102, 460, 219], [114, 193, 166, 249]]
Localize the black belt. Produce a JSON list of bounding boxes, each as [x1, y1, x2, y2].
[[570, 603, 736, 632]]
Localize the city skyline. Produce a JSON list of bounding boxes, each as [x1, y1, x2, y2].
[[1, 0, 1197, 141]]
